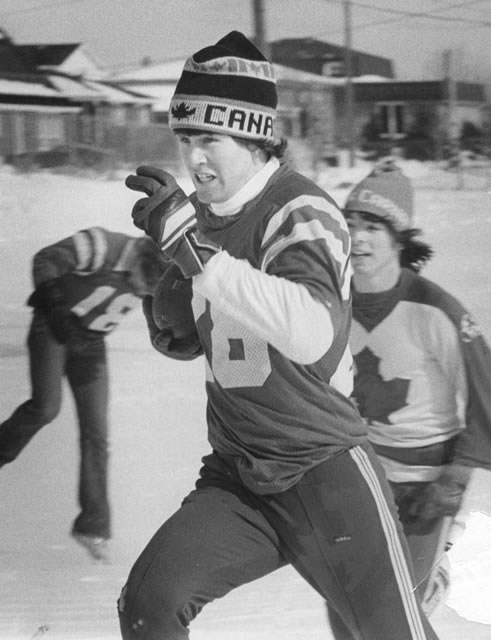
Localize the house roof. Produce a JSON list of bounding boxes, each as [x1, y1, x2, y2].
[[111, 59, 337, 112], [0, 37, 34, 74], [0, 77, 60, 97], [110, 59, 340, 86], [46, 72, 155, 104], [16, 44, 80, 68], [0, 74, 81, 112], [270, 38, 395, 79]]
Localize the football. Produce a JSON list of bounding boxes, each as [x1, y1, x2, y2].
[[152, 263, 196, 339]]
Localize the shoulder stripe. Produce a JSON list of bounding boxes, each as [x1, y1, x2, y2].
[[260, 195, 351, 299], [72, 227, 107, 272], [261, 218, 347, 270], [114, 237, 137, 271], [261, 195, 345, 248]]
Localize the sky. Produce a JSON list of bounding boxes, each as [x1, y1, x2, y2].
[[0, 0, 490, 81]]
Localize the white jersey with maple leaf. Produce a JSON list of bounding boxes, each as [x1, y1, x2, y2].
[[350, 268, 491, 481]]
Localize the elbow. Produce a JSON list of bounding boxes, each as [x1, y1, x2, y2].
[[281, 306, 334, 365]]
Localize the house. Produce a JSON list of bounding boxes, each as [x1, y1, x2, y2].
[[329, 77, 488, 159], [0, 30, 155, 166], [0, 32, 81, 162]]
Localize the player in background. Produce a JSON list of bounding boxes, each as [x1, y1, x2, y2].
[[342, 159, 491, 615], [0, 227, 167, 562], [118, 31, 439, 639]]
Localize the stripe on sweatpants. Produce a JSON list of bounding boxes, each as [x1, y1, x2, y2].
[[349, 446, 427, 640]]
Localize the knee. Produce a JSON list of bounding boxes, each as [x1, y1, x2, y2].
[[29, 400, 60, 424], [117, 578, 200, 640]]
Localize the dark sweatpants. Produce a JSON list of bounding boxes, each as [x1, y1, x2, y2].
[[118, 444, 438, 640], [0, 312, 110, 538]]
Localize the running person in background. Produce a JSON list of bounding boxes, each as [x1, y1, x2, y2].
[[343, 160, 491, 615], [118, 31, 439, 639], [0, 227, 167, 562]]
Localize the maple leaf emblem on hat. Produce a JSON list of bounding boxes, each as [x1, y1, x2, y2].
[[248, 61, 263, 76], [209, 60, 227, 72], [171, 102, 196, 120]]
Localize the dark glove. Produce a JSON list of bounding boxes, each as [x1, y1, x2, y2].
[[126, 166, 219, 278], [152, 329, 203, 361], [28, 279, 76, 345], [409, 464, 472, 520]]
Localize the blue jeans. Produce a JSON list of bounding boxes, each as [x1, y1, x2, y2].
[[0, 312, 110, 538]]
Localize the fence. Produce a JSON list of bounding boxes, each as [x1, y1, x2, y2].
[[5, 116, 491, 191]]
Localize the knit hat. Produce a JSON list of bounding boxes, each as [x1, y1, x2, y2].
[[169, 31, 277, 142], [344, 159, 414, 232]]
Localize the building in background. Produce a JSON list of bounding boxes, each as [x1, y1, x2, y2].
[[268, 37, 488, 160], [0, 29, 154, 168], [270, 37, 394, 79]]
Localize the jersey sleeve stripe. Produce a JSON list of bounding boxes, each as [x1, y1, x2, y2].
[[73, 227, 108, 273], [114, 238, 137, 271], [261, 218, 351, 301], [261, 218, 347, 270], [72, 230, 93, 271], [261, 195, 347, 247]]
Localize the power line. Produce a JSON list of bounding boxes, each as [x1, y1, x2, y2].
[[311, 0, 491, 37], [315, 0, 491, 38], [353, 0, 491, 27]]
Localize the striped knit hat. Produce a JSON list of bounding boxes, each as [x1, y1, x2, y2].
[[169, 31, 277, 142], [344, 159, 414, 232]]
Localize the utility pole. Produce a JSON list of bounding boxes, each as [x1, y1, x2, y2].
[[252, 0, 269, 58], [343, 0, 355, 167]]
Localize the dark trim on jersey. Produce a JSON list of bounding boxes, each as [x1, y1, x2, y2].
[[372, 437, 457, 466]]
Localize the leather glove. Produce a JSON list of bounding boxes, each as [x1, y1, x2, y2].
[[410, 463, 472, 520], [28, 279, 77, 345], [126, 166, 219, 278]]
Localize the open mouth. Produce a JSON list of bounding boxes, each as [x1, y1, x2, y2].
[[195, 173, 215, 184]]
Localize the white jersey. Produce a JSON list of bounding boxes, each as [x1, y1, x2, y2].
[[350, 268, 491, 481]]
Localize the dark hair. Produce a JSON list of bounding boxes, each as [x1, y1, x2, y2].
[[250, 136, 288, 159], [395, 228, 434, 273], [173, 128, 288, 159]]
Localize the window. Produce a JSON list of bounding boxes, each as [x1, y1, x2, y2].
[[37, 115, 65, 150], [378, 103, 406, 139]]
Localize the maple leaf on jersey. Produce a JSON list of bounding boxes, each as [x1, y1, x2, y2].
[[171, 102, 196, 121], [353, 347, 410, 424]]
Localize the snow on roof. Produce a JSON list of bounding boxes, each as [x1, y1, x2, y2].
[[0, 77, 60, 97], [46, 74, 153, 104], [110, 59, 338, 112], [111, 59, 340, 86], [110, 58, 186, 82]]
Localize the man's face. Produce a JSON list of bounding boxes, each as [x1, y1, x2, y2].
[[176, 132, 262, 204], [344, 211, 400, 280]]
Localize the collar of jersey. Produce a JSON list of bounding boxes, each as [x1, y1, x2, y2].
[[209, 157, 280, 217]]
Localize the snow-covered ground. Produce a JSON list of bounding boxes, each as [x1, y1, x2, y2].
[[1, 158, 491, 639]]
